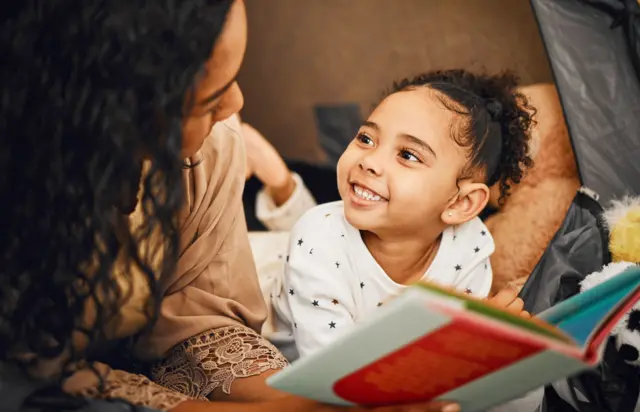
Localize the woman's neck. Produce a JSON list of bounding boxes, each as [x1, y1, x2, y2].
[[362, 229, 442, 285]]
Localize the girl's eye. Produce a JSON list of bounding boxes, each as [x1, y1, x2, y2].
[[356, 133, 374, 146], [399, 149, 420, 163]]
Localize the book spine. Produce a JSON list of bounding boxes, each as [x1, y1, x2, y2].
[[432, 301, 583, 358]]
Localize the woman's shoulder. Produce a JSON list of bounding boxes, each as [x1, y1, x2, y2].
[[199, 115, 243, 157]]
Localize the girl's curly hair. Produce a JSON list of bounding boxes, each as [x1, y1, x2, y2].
[[390, 69, 536, 204], [0, 0, 233, 385]]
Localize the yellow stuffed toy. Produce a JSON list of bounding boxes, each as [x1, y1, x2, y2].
[[604, 196, 640, 263], [577, 196, 640, 366]]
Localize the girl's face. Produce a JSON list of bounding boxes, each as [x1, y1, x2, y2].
[[181, 0, 247, 159], [337, 89, 469, 236]]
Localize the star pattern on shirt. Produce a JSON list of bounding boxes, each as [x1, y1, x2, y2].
[[289, 220, 492, 345]]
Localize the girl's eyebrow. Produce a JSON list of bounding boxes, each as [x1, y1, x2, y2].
[[362, 120, 380, 131], [364, 120, 437, 159], [399, 133, 437, 159]]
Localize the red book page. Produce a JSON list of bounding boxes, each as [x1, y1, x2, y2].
[[332, 316, 545, 406]]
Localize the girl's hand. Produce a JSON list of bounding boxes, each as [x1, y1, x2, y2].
[[241, 122, 296, 206], [486, 286, 531, 319]]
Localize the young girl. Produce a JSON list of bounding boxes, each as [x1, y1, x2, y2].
[[270, 69, 535, 359]]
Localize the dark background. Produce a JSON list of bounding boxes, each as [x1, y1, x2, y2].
[[238, 0, 553, 164]]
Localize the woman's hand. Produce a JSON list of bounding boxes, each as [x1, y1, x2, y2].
[[486, 286, 531, 319], [241, 122, 296, 206], [172, 397, 460, 412], [343, 400, 460, 412], [170, 368, 460, 412]]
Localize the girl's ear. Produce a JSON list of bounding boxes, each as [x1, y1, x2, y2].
[[441, 182, 490, 225]]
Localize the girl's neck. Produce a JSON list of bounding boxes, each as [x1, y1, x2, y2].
[[362, 229, 442, 285]]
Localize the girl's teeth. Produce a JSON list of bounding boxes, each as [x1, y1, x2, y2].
[[354, 185, 382, 201]]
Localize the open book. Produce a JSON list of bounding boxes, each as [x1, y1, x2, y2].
[[267, 265, 640, 412]]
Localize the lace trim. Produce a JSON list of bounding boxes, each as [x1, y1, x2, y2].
[[79, 370, 190, 411], [152, 325, 289, 399]]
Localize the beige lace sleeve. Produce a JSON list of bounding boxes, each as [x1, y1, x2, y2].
[[151, 325, 288, 400], [66, 365, 191, 411]]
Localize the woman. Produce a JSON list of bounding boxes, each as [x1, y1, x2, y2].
[[0, 1, 458, 411]]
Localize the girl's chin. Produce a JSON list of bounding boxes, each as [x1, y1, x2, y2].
[[343, 205, 382, 232]]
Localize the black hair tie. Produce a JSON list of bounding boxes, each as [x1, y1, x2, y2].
[[485, 98, 503, 121]]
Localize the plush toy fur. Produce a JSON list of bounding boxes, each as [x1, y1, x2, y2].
[[580, 196, 640, 366], [616, 305, 640, 366], [603, 196, 640, 263], [485, 83, 581, 294], [601, 196, 640, 365]]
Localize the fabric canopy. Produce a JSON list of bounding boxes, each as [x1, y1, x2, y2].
[[530, 0, 640, 205]]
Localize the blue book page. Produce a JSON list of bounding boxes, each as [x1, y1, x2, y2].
[[537, 265, 640, 346]]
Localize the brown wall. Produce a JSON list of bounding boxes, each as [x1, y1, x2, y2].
[[238, 0, 552, 163]]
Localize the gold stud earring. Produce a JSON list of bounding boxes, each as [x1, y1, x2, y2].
[[448, 212, 453, 217]]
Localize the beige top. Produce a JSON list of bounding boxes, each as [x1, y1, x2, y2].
[[136, 114, 267, 358], [63, 115, 288, 410]]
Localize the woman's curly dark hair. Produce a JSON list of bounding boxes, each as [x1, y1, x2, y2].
[[390, 69, 535, 204], [0, 0, 233, 385]]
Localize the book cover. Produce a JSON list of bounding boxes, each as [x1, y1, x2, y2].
[[267, 265, 640, 411]]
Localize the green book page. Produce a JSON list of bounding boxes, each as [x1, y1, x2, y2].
[[538, 266, 640, 347], [539, 266, 640, 323], [415, 282, 575, 345]]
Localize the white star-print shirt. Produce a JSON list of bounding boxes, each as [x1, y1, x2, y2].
[[270, 201, 494, 359]]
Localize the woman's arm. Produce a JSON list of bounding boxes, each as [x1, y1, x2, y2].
[[171, 397, 460, 412], [79, 364, 458, 412], [151, 325, 289, 402]]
